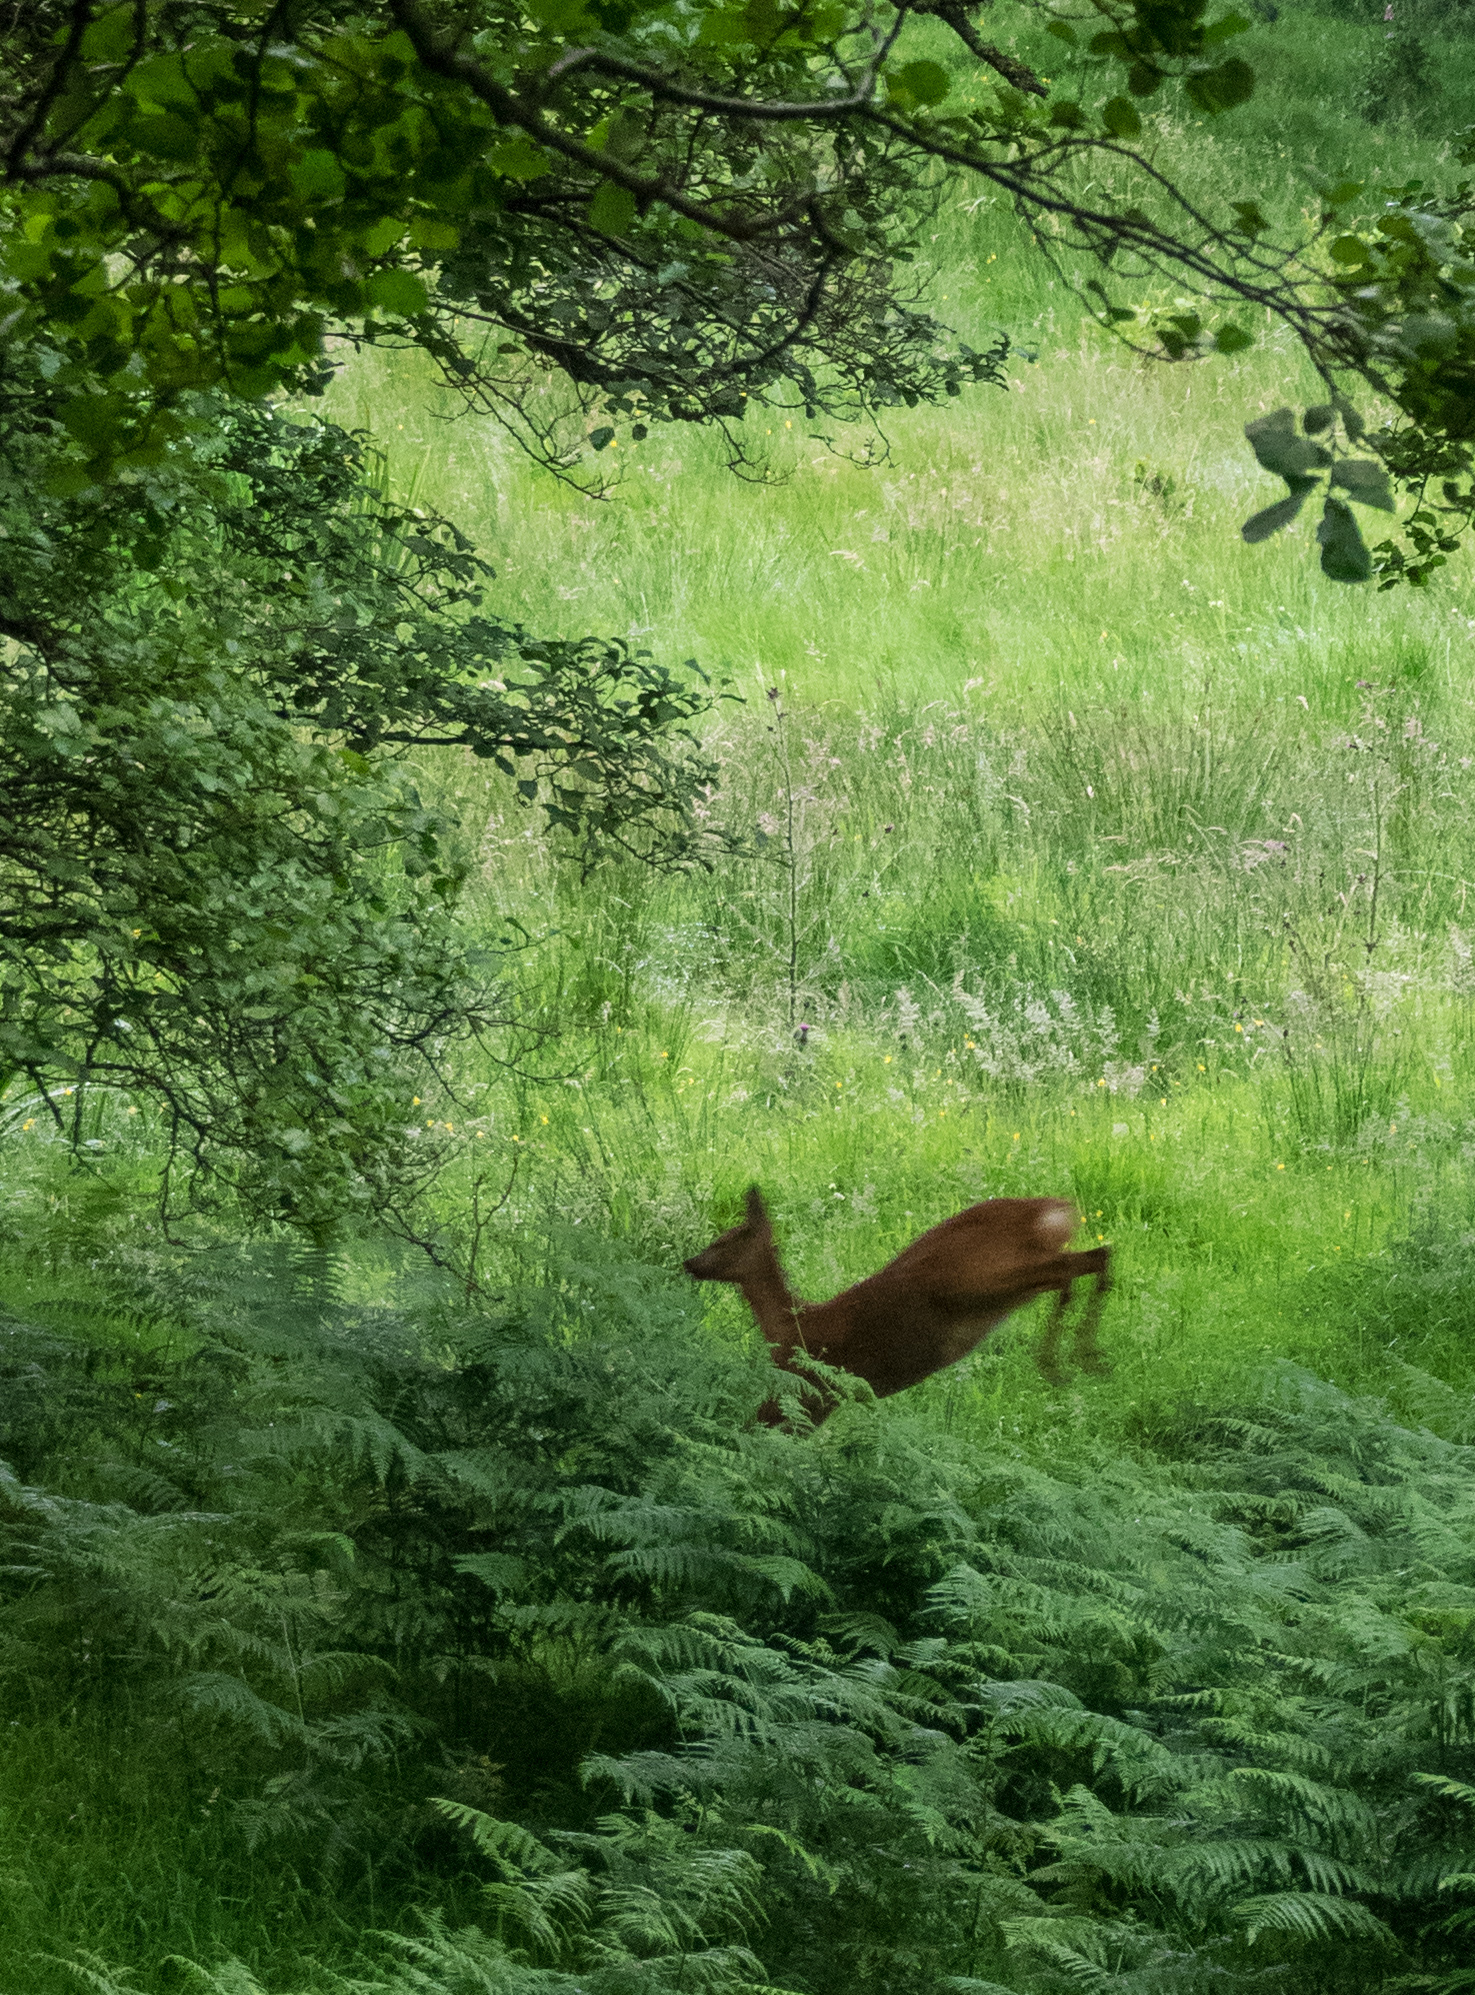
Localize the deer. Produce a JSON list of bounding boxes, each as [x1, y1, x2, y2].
[[684, 1188, 1112, 1430]]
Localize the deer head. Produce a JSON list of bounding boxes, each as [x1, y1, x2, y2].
[[684, 1186, 775, 1282]]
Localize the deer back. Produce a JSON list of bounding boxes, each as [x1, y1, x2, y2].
[[807, 1199, 1090, 1391]]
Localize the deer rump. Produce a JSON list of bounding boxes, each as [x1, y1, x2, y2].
[[684, 1189, 1111, 1430]]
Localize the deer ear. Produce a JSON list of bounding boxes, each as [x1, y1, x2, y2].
[[745, 1185, 769, 1228]]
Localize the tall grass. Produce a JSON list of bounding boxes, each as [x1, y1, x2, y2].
[[0, 6, 1459, 1426], [194, 0, 1475, 1434]]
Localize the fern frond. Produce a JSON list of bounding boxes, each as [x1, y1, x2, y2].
[[34, 1954, 150, 1995], [1415, 1774, 1475, 1812], [176, 1671, 306, 1746], [1231, 1891, 1396, 1943], [433, 1800, 563, 1876]]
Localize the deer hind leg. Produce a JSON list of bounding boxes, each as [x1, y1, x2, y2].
[[1036, 1283, 1072, 1386], [1070, 1263, 1114, 1377]]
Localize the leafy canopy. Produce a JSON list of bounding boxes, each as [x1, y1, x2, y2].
[[3, 2, 1475, 580], [0, 348, 714, 1228]]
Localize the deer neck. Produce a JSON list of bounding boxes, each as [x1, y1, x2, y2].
[[735, 1250, 804, 1351]]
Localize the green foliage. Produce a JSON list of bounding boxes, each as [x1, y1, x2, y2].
[[11, 11, 1475, 1992], [0, 351, 714, 1224], [1240, 407, 1408, 586], [1359, 26, 1442, 127], [4, 1243, 1475, 1992], [3, 1, 1475, 579], [1234, 112, 1475, 584]]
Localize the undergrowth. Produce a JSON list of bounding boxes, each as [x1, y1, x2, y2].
[[2, 1236, 1474, 1994]]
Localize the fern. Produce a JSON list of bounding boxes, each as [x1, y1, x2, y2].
[[1229, 1891, 1397, 1944], [5, 1261, 1475, 1993]]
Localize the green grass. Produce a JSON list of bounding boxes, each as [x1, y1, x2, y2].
[[6, 5, 1475, 1987], [304, 0, 1475, 1441]]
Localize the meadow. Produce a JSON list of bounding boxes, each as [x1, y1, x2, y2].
[[318, 0, 1475, 1435], [5, 4, 1475, 1990]]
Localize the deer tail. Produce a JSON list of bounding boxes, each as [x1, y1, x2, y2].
[[1035, 1202, 1076, 1246]]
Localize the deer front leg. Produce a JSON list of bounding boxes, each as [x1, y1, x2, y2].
[[1070, 1264, 1114, 1377], [1036, 1284, 1072, 1386]]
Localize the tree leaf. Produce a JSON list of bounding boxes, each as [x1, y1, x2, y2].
[[487, 135, 553, 180], [1101, 97, 1142, 140], [1329, 234, 1369, 266], [1245, 409, 1332, 479], [588, 181, 637, 235], [890, 60, 950, 108], [1330, 459, 1394, 510], [1241, 487, 1313, 543], [364, 269, 428, 317], [1185, 57, 1254, 115], [290, 150, 347, 202], [1203, 9, 1254, 44], [1317, 496, 1372, 581]]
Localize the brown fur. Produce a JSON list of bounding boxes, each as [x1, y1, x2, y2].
[[685, 1188, 1111, 1429]]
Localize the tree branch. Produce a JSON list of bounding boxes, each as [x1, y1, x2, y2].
[[387, 0, 814, 243], [909, 0, 1047, 97], [0, 0, 96, 182]]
